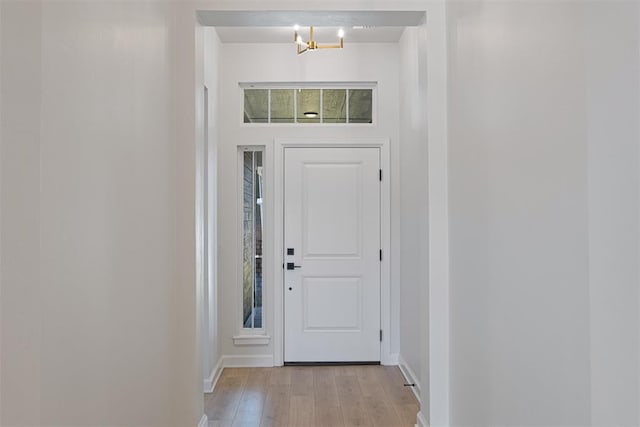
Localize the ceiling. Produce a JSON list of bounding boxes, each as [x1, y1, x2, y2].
[[198, 10, 424, 44]]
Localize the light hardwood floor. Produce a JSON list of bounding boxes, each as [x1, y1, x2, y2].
[[205, 365, 419, 427]]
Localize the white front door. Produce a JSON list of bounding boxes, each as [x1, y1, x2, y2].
[[284, 147, 381, 362]]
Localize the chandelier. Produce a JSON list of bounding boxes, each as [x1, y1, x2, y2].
[[294, 25, 344, 55]]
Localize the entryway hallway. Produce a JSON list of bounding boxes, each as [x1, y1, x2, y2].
[[206, 366, 419, 426]]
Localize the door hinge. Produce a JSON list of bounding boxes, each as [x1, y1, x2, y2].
[[379, 169, 382, 181], [380, 329, 383, 342], [379, 249, 382, 261]]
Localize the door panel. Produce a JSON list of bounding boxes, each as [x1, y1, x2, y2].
[[303, 277, 361, 330], [284, 147, 380, 362], [304, 164, 361, 257]]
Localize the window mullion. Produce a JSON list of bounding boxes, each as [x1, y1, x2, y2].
[[267, 90, 271, 124], [346, 88, 350, 123], [320, 88, 324, 124]]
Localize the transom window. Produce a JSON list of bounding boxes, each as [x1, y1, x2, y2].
[[241, 83, 375, 124]]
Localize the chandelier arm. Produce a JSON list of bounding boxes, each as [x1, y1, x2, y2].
[[316, 44, 343, 49]]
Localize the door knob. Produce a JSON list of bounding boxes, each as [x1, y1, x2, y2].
[[286, 262, 302, 270]]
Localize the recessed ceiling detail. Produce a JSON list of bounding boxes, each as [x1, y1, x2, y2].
[[215, 26, 405, 44], [198, 10, 425, 44], [197, 11, 425, 27]]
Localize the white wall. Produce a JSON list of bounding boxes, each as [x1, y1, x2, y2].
[[175, 5, 202, 426], [203, 27, 222, 389], [585, 2, 640, 424], [0, 2, 43, 424], [447, 1, 640, 425], [216, 42, 401, 364], [398, 25, 428, 400], [1, 1, 202, 425]]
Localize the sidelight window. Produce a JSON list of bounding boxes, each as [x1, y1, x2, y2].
[[240, 147, 264, 329]]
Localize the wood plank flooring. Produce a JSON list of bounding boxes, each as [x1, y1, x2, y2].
[[205, 366, 419, 427]]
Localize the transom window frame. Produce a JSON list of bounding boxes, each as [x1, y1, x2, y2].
[[239, 82, 377, 126]]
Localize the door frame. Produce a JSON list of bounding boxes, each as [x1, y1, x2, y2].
[[273, 137, 392, 366]]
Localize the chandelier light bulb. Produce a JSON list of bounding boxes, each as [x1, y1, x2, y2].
[[338, 28, 345, 38]]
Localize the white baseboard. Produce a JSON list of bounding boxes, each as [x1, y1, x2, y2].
[[204, 357, 223, 393], [416, 410, 428, 427], [197, 414, 208, 427], [222, 354, 274, 367], [398, 354, 421, 405]]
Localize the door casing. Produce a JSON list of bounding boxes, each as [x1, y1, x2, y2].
[[273, 137, 392, 366]]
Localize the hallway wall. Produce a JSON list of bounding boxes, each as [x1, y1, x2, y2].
[[584, 2, 640, 424], [0, 2, 43, 424], [447, 1, 640, 425], [202, 26, 222, 392], [1, 1, 202, 425], [398, 25, 429, 401]]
